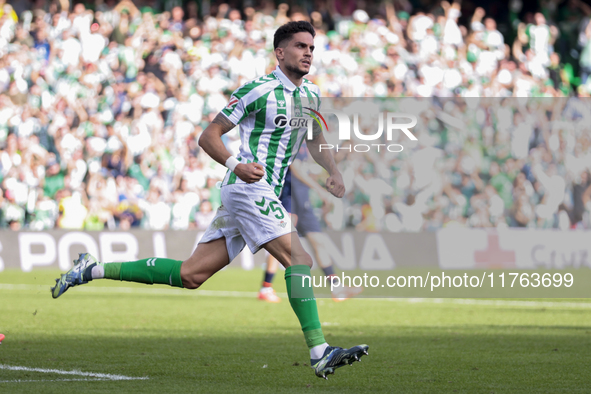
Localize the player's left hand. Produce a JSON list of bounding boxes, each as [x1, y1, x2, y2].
[[326, 173, 345, 198]]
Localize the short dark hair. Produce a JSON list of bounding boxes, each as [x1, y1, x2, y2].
[[273, 21, 316, 50]]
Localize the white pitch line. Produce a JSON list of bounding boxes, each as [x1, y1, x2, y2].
[[1, 283, 591, 309], [0, 284, 40, 291], [0, 365, 148, 381], [0, 378, 111, 383]]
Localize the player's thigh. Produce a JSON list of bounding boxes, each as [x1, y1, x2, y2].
[[263, 232, 312, 269], [181, 237, 230, 288]]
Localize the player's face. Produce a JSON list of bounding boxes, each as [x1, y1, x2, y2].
[[279, 32, 315, 77]]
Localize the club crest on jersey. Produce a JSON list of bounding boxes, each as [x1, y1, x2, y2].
[[226, 96, 239, 110]]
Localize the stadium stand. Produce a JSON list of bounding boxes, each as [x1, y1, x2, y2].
[[0, 0, 590, 231]]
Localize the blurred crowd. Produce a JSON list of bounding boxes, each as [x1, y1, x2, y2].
[[0, 0, 590, 231], [312, 97, 591, 232]]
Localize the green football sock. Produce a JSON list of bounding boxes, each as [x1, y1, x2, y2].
[[285, 265, 326, 349], [103, 258, 183, 288]]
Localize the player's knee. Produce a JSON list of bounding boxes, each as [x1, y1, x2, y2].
[[180, 263, 210, 289], [295, 252, 313, 268], [181, 274, 206, 289], [181, 273, 200, 289], [183, 280, 200, 290]]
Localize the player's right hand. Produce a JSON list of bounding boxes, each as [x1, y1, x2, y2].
[[234, 162, 265, 183]]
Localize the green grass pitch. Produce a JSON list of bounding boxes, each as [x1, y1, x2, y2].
[[1, 269, 590, 393]]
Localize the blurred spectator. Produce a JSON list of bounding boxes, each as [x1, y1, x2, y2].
[[0, 0, 590, 233], [194, 200, 215, 231], [139, 187, 171, 230]]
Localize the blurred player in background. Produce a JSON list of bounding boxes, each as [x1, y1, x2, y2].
[[259, 145, 363, 303]]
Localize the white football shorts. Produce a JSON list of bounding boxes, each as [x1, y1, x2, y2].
[[199, 181, 294, 262]]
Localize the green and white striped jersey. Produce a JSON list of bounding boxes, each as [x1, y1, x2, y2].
[[220, 66, 321, 196]]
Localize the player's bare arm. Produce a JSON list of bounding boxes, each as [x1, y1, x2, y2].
[[199, 113, 265, 183], [306, 129, 345, 198]]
